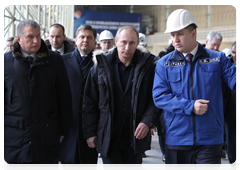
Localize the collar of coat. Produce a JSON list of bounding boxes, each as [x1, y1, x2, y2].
[[170, 42, 209, 61], [92, 45, 152, 65], [12, 39, 50, 59]]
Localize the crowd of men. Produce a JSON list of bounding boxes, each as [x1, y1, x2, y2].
[[4, 9, 236, 164]]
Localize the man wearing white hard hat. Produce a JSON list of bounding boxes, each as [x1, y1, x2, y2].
[[99, 30, 114, 51], [94, 33, 101, 50], [139, 33, 148, 47], [152, 9, 236, 164]]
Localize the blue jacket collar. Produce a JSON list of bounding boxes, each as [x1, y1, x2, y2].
[[170, 42, 209, 61]]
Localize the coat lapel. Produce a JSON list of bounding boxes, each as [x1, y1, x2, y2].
[[69, 54, 81, 76]]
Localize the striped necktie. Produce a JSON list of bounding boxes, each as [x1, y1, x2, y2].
[[186, 53, 193, 64]]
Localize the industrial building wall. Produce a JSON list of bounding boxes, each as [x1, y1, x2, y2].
[[133, 5, 236, 55], [4, 5, 74, 52], [4, 5, 236, 55]]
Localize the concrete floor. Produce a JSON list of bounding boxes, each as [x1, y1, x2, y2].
[[4, 134, 230, 170], [97, 132, 230, 164]]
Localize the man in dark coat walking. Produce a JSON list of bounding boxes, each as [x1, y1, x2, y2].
[[60, 25, 98, 164], [4, 19, 72, 164], [46, 23, 75, 55], [82, 26, 159, 164]]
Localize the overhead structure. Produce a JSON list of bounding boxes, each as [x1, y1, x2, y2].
[[4, 5, 74, 51]]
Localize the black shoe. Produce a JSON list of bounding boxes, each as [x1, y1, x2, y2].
[[142, 152, 147, 158], [162, 154, 165, 162], [230, 165, 237, 170]]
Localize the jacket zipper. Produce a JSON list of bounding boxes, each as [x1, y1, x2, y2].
[[131, 54, 153, 152], [190, 62, 197, 146]]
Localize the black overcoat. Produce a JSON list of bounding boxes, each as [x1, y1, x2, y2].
[[61, 48, 98, 163], [82, 47, 160, 157], [4, 39, 72, 163]]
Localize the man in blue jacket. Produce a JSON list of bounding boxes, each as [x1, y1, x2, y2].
[[152, 9, 236, 164]]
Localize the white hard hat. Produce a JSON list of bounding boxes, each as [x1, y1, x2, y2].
[[99, 30, 114, 41], [139, 33, 147, 46], [164, 9, 198, 33], [222, 48, 232, 57], [96, 33, 100, 44]]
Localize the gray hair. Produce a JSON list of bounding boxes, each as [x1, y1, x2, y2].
[[17, 19, 40, 37], [206, 30, 223, 41], [115, 26, 139, 42], [232, 41, 236, 48]]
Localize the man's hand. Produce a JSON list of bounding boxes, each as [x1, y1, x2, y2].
[[86, 136, 98, 148], [134, 122, 149, 139], [193, 99, 209, 115], [151, 126, 157, 136]]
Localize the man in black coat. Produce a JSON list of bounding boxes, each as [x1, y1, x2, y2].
[[60, 25, 98, 164], [4, 19, 72, 164], [46, 23, 75, 55], [222, 41, 236, 164], [82, 26, 160, 164]]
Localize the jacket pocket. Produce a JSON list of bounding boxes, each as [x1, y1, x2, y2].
[[98, 75, 109, 109], [97, 113, 108, 147], [167, 69, 182, 93], [200, 62, 221, 85], [4, 115, 24, 147], [209, 106, 221, 126], [5, 83, 13, 105], [45, 118, 61, 147]]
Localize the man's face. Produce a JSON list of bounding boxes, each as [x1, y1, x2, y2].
[[75, 29, 96, 56], [115, 29, 139, 60], [17, 25, 41, 55], [205, 37, 222, 51], [49, 27, 66, 49], [231, 46, 236, 63], [100, 39, 113, 51], [6, 41, 13, 52], [171, 28, 196, 54], [94, 43, 101, 50]]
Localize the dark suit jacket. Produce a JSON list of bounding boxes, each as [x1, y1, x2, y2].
[[61, 48, 98, 163]]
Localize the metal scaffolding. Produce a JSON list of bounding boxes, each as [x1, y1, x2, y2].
[[4, 5, 74, 52]]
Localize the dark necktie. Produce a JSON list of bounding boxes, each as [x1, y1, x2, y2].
[[186, 53, 193, 64], [55, 50, 60, 54], [26, 56, 33, 64], [82, 56, 87, 61]]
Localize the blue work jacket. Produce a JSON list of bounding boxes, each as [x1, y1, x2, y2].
[[152, 43, 236, 146]]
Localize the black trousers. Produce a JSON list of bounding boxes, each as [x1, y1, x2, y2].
[[225, 120, 236, 164], [7, 161, 58, 170], [61, 144, 97, 170], [165, 144, 222, 164], [101, 151, 142, 164]]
